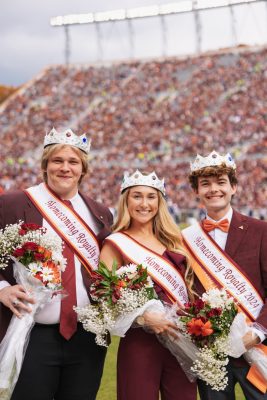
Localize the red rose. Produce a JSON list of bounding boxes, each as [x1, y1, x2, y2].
[[33, 252, 45, 261], [206, 308, 222, 318], [194, 299, 205, 312], [21, 223, 41, 231], [131, 283, 141, 290], [34, 272, 43, 283], [111, 289, 121, 303], [184, 302, 192, 309], [18, 229, 27, 236], [13, 248, 25, 257], [23, 242, 39, 252]]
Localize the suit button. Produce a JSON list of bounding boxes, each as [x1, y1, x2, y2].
[[100, 215, 103, 219]]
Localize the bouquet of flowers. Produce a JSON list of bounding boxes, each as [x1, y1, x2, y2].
[[75, 261, 163, 347], [159, 288, 238, 391], [0, 221, 66, 400]]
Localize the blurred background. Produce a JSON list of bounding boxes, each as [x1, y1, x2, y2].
[[0, 0, 266, 223]]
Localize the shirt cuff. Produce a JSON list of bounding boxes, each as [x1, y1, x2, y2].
[[0, 281, 11, 291], [251, 327, 266, 343]]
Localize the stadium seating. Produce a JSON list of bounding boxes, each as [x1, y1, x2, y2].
[[0, 46, 266, 220]]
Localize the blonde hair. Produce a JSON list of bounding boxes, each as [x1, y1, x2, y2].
[[113, 188, 195, 300], [41, 144, 89, 184]]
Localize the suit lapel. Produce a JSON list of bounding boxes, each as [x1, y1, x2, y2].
[[225, 210, 248, 258], [79, 192, 111, 244]]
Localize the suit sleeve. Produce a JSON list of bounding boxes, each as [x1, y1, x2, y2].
[[254, 221, 267, 329], [0, 195, 7, 283], [0, 193, 21, 286]]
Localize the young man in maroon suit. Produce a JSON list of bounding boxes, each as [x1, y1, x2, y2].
[[183, 151, 267, 399], [0, 128, 113, 400]]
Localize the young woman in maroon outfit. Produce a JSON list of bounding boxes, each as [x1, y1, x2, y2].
[[100, 171, 197, 400]]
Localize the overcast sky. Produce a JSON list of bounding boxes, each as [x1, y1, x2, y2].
[[1, 0, 267, 86]]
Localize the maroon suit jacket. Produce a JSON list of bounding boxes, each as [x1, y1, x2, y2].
[[194, 210, 267, 365], [224, 210, 267, 329], [0, 189, 113, 342], [195, 210, 267, 325]]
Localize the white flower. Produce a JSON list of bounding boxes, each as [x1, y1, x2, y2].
[[51, 251, 66, 271], [202, 288, 233, 310], [40, 267, 54, 282], [191, 336, 231, 391], [28, 262, 42, 275], [145, 276, 154, 288], [75, 279, 155, 347]]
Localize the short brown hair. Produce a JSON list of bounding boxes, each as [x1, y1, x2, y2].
[[189, 164, 238, 190], [41, 144, 89, 184]]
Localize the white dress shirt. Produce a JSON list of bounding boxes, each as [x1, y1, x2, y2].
[[0, 192, 101, 324], [206, 208, 233, 251]]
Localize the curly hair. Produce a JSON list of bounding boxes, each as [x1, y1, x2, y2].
[[189, 164, 238, 190]]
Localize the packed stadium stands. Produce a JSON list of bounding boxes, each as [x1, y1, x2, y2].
[[0, 45, 266, 220]]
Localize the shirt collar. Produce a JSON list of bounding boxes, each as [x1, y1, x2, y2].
[[206, 207, 233, 223], [61, 191, 80, 203]]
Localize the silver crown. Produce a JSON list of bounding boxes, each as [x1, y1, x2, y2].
[[44, 127, 91, 154], [190, 150, 236, 172], [121, 170, 165, 195]]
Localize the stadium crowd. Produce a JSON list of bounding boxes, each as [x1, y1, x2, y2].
[[0, 46, 266, 220]]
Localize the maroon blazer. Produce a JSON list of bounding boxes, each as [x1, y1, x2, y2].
[[224, 210, 267, 329], [194, 210, 267, 366], [0, 189, 113, 342], [195, 210, 267, 327]]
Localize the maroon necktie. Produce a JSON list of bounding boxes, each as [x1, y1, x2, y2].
[[59, 200, 77, 340]]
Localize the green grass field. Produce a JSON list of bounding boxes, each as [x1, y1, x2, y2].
[[97, 337, 244, 400]]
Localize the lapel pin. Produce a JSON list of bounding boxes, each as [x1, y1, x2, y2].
[[238, 225, 244, 230]]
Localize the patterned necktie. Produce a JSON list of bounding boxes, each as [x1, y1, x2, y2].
[[202, 218, 229, 233], [59, 200, 77, 340]]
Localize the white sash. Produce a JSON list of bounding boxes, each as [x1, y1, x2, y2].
[[106, 232, 188, 305], [25, 183, 100, 273], [182, 223, 263, 320]]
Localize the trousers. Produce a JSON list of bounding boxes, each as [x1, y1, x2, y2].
[[11, 323, 107, 400], [198, 360, 267, 400]]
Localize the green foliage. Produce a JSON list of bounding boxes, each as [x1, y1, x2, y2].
[[97, 337, 119, 400], [97, 336, 244, 399], [91, 261, 155, 305]]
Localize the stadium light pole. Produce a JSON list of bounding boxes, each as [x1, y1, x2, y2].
[[160, 15, 168, 57], [95, 23, 103, 61], [193, 0, 202, 54], [64, 26, 70, 65], [127, 19, 135, 59], [229, 5, 238, 46]]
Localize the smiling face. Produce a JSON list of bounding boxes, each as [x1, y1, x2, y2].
[[195, 174, 237, 220], [127, 186, 159, 226], [44, 146, 84, 199]]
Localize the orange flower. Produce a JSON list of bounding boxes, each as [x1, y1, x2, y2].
[[43, 249, 52, 259], [201, 320, 214, 337], [38, 246, 45, 253], [38, 246, 52, 259], [187, 318, 214, 337], [117, 280, 127, 288], [47, 261, 61, 283]]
